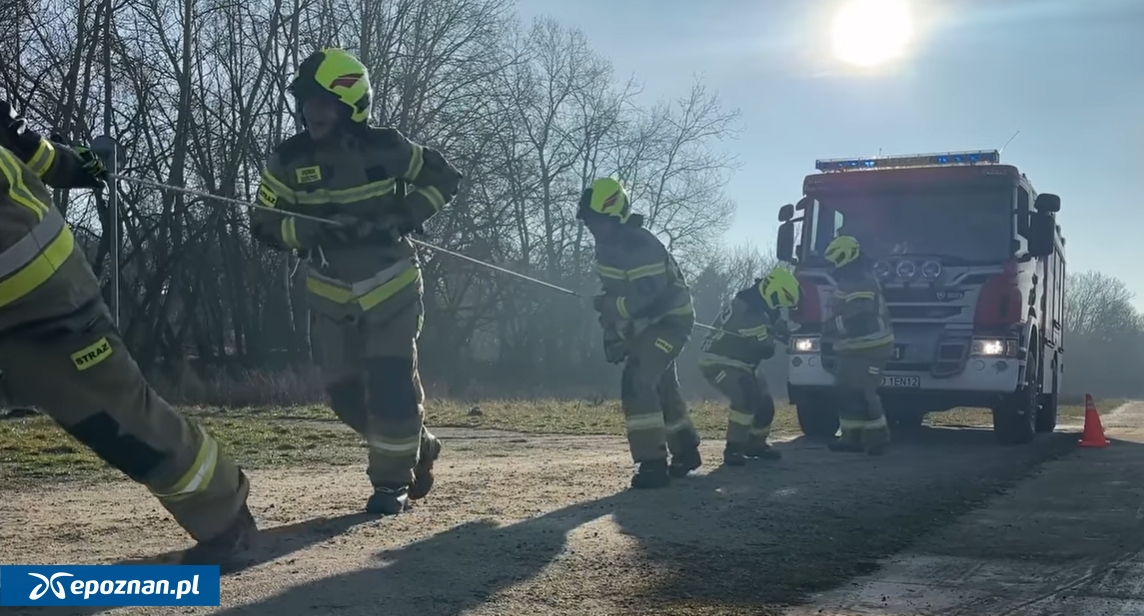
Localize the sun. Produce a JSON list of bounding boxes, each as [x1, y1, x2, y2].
[[830, 0, 914, 68]]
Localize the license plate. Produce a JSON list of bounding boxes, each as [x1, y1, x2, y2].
[[880, 375, 920, 388]]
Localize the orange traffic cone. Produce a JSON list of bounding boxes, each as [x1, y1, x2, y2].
[[1078, 393, 1110, 448]]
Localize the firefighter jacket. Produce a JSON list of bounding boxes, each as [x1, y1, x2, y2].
[[823, 262, 894, 353], [594, 216, 694, 334], [0, 136, 106, 334], [698, 287, 784, 372], [251, 126, 461, 324]]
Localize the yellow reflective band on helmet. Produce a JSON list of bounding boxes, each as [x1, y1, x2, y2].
[[760, 268, 800, 309], [0, 149, 48, 218], [0, 210, 74, 309], [151, 426, 219, 502], [27, 140, 56, 179], [825, 235, 861, 267], [404, 143, 425, 181], [281, 218, 301, 248], [311, 48, 372, 124], [587, 177, 630, 222]]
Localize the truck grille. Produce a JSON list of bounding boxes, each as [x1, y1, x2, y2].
[[888, 305, 963, 319]]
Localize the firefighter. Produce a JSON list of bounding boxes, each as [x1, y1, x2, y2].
[[579, 177, 702, 489], [699, 268, 800, 466], [0, 99, 255, 563], [250, 48, 461, 514], [821, 235, 894, 455]]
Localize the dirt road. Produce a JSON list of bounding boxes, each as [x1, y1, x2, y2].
[[786, 400, 1144, 616], [0, 407, 1132, 615]]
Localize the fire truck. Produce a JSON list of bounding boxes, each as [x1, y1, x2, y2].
[[775, 150, 1066, 445]]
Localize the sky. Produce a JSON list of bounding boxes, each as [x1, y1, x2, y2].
[[515, 0, 1144, 309]]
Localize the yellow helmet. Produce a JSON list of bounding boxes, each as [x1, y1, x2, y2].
[[577, 177, 631, 223], [757, 268, 800, 309], [824, 235, 861, 268], [289, 48, 372, 124]]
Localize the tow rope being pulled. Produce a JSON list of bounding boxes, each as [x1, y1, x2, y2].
[[104, 172, 768, 339]]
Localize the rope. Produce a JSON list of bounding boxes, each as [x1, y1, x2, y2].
[[106, 171, 740, 335]]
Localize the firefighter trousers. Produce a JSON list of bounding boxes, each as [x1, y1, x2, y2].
[[620, 317, 701, 463], [700, 365, 775, 446], [833, 344, 893, 449], [313, 298, 434, 489], [0, 299, 249, 543]]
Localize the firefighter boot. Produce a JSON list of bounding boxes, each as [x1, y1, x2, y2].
[[828, 439, 865, 453], [744, 441, 783, 460], [669, 446, 702, 478], [181, 503, 258, 570], [409, 432, 442, 500], [828, 430, 865, 453], [722, 443, 746, 467], [366, 485, 410, 515], [630, 459, 671, 489]]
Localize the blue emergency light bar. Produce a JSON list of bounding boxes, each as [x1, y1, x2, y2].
[[815, 149, 1001, 172]]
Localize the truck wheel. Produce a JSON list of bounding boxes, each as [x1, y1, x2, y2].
[[796, 396, 840, 440], [1034, 360, 1059, 433], [993, 345, 1039, 445]]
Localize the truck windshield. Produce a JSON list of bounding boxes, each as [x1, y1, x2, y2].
[[800, 186, 1013, 264]]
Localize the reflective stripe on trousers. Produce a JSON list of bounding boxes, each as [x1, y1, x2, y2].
[[150, 425, 221, 502], [0, 208, 75, 308], [306, 258, 420, 312]]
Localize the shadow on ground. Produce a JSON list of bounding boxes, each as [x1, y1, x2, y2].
[[18, 426, 1083, 616]]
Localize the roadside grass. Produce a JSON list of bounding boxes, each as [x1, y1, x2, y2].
[[0, 397, 1125, 486]]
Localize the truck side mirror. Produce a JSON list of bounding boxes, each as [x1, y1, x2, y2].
[[777, 221, 795, 263], [778, 203, 794, 222], [1027, 212, 1055, 257], [1034, 193, 1060, 213]]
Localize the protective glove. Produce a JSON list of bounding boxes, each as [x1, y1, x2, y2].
[[603, 328, 627, 364], [592, 293, 608, 313], [0, 99, 47, 159], [72, 144, 108, 188], [770, 318, 792, 344]]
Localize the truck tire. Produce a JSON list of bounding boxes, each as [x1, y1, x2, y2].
[[796, 395, 840, 440], [993, 342, 1040, 445], [1035, 358, 1059, 433]]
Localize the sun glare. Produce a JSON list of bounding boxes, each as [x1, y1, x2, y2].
[[831, 0, 914, 68]]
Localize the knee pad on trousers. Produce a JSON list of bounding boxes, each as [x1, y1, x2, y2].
[[364, 356, 419, 422], [620, 358, 639, 402], [755, 395, 776, 422], [620, 358, 657, 404], [65, 411, 165, 482], [326, 379, 367, 430]]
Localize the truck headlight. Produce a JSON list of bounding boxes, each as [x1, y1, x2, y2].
[[791, 336, 820, 353], [971, 338, 1018, 357]]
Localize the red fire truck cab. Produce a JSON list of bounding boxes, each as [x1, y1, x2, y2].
[[775, 149, 1066, 445]]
